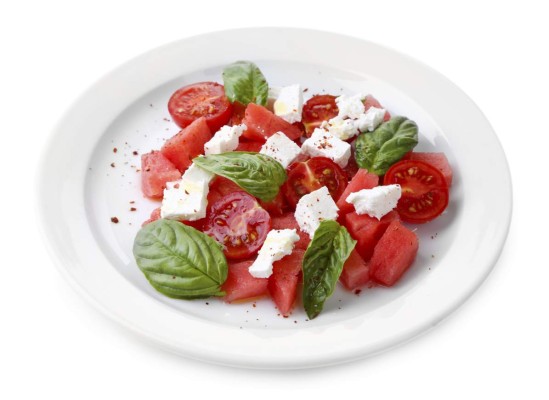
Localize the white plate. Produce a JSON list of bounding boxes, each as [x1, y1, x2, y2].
[[37, 28, 512, 369]]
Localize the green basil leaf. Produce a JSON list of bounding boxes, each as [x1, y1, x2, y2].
[[302, 220, 356, 319], [355, 116, 419, 175], [133, 219, 228, 299], [193, 152, 287, 202], [222, 61, 269, 106]]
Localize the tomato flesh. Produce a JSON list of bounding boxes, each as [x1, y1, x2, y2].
[[301, 95, 338, 137], [384, 160, 449, 223], [168, 82, 232, 132], [204, 191, 271, 259], [283, 157, 348, 208]]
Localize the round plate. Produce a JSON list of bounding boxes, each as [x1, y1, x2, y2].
[[37, 28, 512, 369]]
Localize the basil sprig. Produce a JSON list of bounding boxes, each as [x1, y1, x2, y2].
[[302, 221, 356, 319], [133, 220, 228, 299], [355, 116, 419, 175], [193, 152, 287, 202], [222, 61, 269, 106]]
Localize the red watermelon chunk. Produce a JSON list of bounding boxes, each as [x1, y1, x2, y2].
[[370, 221, 419, 286], [339, 249, 371, 291], [142, 207, 161, 226], [236, 140, 263, 152], [344, 211, 400, 261], [222, 260, 269, 302], [241, 103, 303, 142], [363, 95, 391, 122], [271, 213, 310, 250], [404, 152, 453, 186], [140, 150, 181, 198], [259, 191, 286, 216], [160, 117, 211, 172], [268, 249, 305, 316], [336, 169, 379, 214]]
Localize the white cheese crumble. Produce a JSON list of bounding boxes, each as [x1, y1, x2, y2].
[[335, 94, 366, 119], [248, 229, 300, 278], [321, 116, 359, 140], [300, 128, 351, 168], [160, 163, 214, 221], [346, 184, 401, 220], [273, 84, 303, 123], [204, 124, 246, 155], [355, 107, 386, 132], [294, 186, 339, 238], [259, 131, 301, 168]]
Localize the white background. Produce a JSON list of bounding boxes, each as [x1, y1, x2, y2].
[[1, 0, 546, 398]]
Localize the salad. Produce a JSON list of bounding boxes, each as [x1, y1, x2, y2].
[[132, 61, 452, 320]]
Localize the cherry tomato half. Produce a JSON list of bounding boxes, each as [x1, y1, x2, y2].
[[383, 160, 449, 223], [301, 95, 338, 137], [204, 191, 271, 260], [168, 82, 232, 132], [283, 157, 348, 208]]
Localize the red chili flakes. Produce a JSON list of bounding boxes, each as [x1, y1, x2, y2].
[[130, 207, 137, 212], [113, 147, 118, 153], [110, 162, 115, 168], [303, 88, 309, 92], [354, 289, 362, 295], [129, 200, 135, 204], [133, 151, 138, 156], [111, 217, 119, 223]]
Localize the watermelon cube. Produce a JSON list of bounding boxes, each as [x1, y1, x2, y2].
[[336, 169, 379, 214], [268, 249, 305, 316], [363, 95, 391, 121], [370, 221, 419, 286], [222, 260, 269, 303], [140, 150, 181, 198], [339, 249, 371, 291], [236, 140, 263, 152], [241, 103, 303, 142], [344, 211, 400, 261], [404, 152, 453, 186], [160, 117, 212, 172], [271, 213, 310, 250], [142, 207, 161, 226]]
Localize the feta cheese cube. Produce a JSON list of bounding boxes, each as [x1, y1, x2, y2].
[[294, 186, 339, 238], [259, 131, 301, 168], [346, 184, 401, 220], [301, 128, 351, 168], [355, 107, 386, 132], [248, 229, 300, 278], [335, 94, 365, 119], [160, 163, 214, 221], [273, 84, 303, 123], [204, 124, 246, 155], [321, 116, 359, 140]]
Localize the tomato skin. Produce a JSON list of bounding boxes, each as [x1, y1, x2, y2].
[[204, 191, 271, 260], [282, 157, 348, 209], [384, 160, 449, 223], [168, 82, 233, 132], [301, 95, 338, 137]]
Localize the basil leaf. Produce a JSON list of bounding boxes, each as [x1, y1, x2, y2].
[[302, 220, 356, 319], [133, 219, 228, 299], [193, 152, 287, 202], [355, 116, 419, 175], [222, 61, 269, 106]]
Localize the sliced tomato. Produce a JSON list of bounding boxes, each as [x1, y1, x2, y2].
[[204, 191, 271, 259], [301, 95, 338, 137], [282, 157, 348, 208], [168, 82, 232, 132], [383, 160, 449, 223]]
